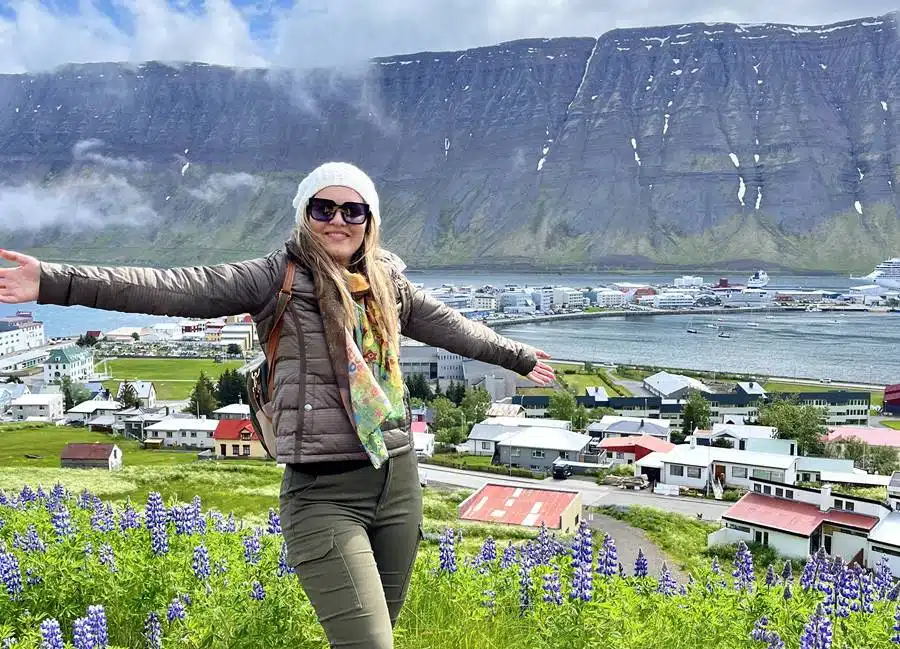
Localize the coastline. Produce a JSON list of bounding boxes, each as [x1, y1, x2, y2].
[[483, 305, 803, 328]]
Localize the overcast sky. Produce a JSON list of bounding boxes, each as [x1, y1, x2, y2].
[[0, 0, 896, 73]]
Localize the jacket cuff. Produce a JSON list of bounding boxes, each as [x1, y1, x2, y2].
[[37, 262, 72, 306], [515, 347, 539, 376]]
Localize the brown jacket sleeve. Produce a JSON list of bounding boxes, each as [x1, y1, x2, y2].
[[396, 275, 538, 377], [37, 251, 283, 319]]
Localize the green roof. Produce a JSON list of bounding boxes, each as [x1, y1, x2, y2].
[[47, 346, 93, 365]]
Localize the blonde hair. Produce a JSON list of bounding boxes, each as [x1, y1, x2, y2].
[[293, 212, 399, 350]]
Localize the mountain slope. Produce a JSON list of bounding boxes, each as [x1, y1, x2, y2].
[[0, 14, 898, 272]]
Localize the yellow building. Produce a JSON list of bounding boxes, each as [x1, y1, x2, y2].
[[212, 419, 267, 459]]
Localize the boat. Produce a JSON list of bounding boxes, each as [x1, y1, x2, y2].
[[718, 330, 731, 339], [856, 257, 900, 290], [746, 322, 759, 328], [706, 323, 718, 329], [686, 317, 698, 334], [747, 270, 770, 288]]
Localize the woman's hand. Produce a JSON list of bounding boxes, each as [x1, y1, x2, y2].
[[0, 249, 41, 304], [526, 349, 556, 386]]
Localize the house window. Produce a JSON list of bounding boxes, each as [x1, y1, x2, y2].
[[190, 432, 197, 438], [511, 448, 520, 457], [763, 486, 772, 495], [835, 499, 843, 509], [844, 501, 855, 512], [531, 450, 545, 459], [242, 445, 250, 456], [873, 545, 900, 557], [560, 452, 569, 460], [726, 523, 751, 533], [669, 465, 684, 477], [687, 467, 701, 479], [754, 530, 770, 547], [786, 490, 794, 499], [231, 444, 239, 455], [481, 441, 491, 450], [732, 467, 748, 478], [616, 452, 625, 459], [775, 488, 784, 498], [754, 484, 762, 493]]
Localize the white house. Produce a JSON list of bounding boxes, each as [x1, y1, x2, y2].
[[9, 393, 65, 422], [144, 417, 219, 450], [691, 423, 795, 455], [496, 428, 593, 472], [66, 399, 123, 425], [116, 381, 157, 409], [43, 346, 94, 384], [413, 428, 435, 459], [213, 403, 252, 420], [643, 371, 711, 399], [657, 443, 799, 491], [587, 415, 671, 442], [594, 289, 627, 308]]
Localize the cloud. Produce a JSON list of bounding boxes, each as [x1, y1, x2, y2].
[[0, 1, 896, 73], [186, 172, 264, 203], [72, 139, 147, 172], [0, 172, 158, 230]]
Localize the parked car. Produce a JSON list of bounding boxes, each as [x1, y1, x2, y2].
[[552, 464, 573, 480]]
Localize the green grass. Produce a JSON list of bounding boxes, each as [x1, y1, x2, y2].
[[765, 381, 882, 406], [882, 420, 900, 430], [548, 362, 632, 397], [98, 357, 244, 400]]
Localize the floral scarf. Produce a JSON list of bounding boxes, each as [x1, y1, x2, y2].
[[343, 271, 405, 468]]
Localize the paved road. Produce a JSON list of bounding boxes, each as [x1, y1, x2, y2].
[[419, 465, 730, 520]]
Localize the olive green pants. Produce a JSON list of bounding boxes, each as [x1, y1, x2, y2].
[[279, 450, 423, 649]]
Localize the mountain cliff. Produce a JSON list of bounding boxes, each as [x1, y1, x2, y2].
[[0, 13, 898, 272]]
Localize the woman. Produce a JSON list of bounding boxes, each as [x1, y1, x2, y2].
[[0, 161, 555, 648]]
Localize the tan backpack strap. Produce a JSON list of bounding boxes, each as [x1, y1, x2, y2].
[[265, 262, 296, 395]]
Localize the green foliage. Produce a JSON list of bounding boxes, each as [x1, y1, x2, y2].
[[431, 397, 466, 445], [758, 397, 828, 457], [215, 368, 248, 408], [423, 453, 536, 479], [75, 333, 99, 347], [185, 371, 219, 418], [445, 381, 467, 406], [226, 343, 243, 356], [460, 388, 490, 425], [547, 391, 576, 422], [60, 377, 92, 412], [681, 390, 711, 441], [825, 438, 899, 476], [571, 404, 589, 431], [405, 374, 433, 402], [117, 382, 142, 410]]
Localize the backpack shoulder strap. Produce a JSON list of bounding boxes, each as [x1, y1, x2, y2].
[[265, 262, 296, 394]]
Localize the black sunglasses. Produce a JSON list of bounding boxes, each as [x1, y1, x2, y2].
[[307, 197, 370, 225]]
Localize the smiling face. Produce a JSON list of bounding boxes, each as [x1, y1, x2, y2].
[[307, 185, 368, 267]]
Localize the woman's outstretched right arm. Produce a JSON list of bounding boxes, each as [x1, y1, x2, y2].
[[0, 248, 283, 319]]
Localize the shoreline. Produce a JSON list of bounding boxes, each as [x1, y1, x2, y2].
[[484, 305, 803, 328]]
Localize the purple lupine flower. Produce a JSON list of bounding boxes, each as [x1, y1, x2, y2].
[[800, 556, 818, 591], [192, 545, 210, 580], [799, 604, 833, 649], [875, 556, 893, 600], [438, 529, 458, 573], [250, 581, 266, 601], [172, 506, 194, 536], [765, 565, 777, 588], [657, 562, 678, 596], [98, 544, 116, 573], [144, 612, 162, 649], [278, 541, 294, 577], [2, 636, 17, 648], [50, 483, 66, 502], [150, 526, 169, 556], [39, 619, 64, 649], [751, 617, 785, 649], [892, 603, 900, 644], [145, 493, 167, 529], [783, 583, 793, 600], [711, 556, 721, 575], [817, 562, 836, 616], [72, 617, 94, 649], [500, 542, 517, 569], [14, 525, 45, 553], [167, 597, 186, 622], [191, 496, 205, 534], [634, 548, 649, 578], [542, 566, 562, 605], [481, 589, 496, 612], [781, 561, 793, 583], [51, 506, 76, 541], [83, 542, 93, 557], [77, 489, 95, 510], [596, 534, 618, 578], [889, 582, 900, 603], [36, 486, 47, 501], [119, 502, 140, 532], [732, 542, 754, 592], [91, 504, 115, 533], [0, 552, 23, 598], [223, 513, 237, 533], [87, 605, 108, 648], [0, 490, 8, 507], [517, 560, 532, 615], [19, 485, 36, 505], [266, 508, 281, 535], [25, 568, 42, 586], [480, 537, 497, 562], [0, 517, 5, 532]]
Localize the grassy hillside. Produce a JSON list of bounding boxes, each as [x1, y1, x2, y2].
[[99, 357, 244, 400]]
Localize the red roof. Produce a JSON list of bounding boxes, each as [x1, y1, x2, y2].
[[597, 435, 675, 460], [723, 492, 879, 537], [411, 421, 428, 434], [213, 419, 259, 441], [824, 426, 900, 449], [884, 384, 900, 404], [61, 443, 116, 461], [458, 483, 578, 529]]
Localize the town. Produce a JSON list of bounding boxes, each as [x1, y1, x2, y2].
[[2, 284, 900, 582]]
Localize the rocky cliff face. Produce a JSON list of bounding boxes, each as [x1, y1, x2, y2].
[[0, 14, 898, 272]]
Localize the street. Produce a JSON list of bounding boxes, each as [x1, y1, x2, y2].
[[419, 464, 731, 520]]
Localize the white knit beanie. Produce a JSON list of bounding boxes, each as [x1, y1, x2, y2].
[[291, 162, 381, 226]]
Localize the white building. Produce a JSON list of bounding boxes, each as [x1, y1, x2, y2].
[[643, 371, 711, 399], [466, 417, 571, 456], [722, 288, 774, 308], [657, 443, 799, 490], [691, 423, 795, 455], [144, 417, 220, 450], [9, 393, 65, 422], [472, 294, 498, 311], [220, 323, 256, 351], [587, 415, 671, 442], [116, 381, 157, 409], [65, 399, 123, 425], [594, 289, 627, 308], [653, 292, 695, 309], [213, 403, 251, 420], [43, 346, 94, 384], [0, 312, 45, 355], [674, 276, 704, 288], [553, 287, 585, 309], [499, 291, 536, 315], [533, 286, 556, 312]]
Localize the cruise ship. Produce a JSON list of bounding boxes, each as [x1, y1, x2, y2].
[[747, 270, 769, 288], [861, 258, 900, 290]]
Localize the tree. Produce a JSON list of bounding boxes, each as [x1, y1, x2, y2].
[[588, 407, 616, 421], [430, 396, 466, 445], [185, 371, 219, 417], [827, 437, 899, 475], [405, 373, 432, 402], [226, 343, 243, 356], [60, 376, 91, 411], [547, 391, 576, 422], [460, 388, 490, 425], [76, 333, 99, 347], [584, 361, 594, 373], [681, 390, 711, 441], [572, 404, 589, 430], [758, 397, 827, 457], [445, 381, 466, 406], [118, 382, 142, 409], [216, 368, 248, 406], [131, 332, 140, 341]]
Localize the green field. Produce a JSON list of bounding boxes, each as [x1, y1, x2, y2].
[[764, 381, 883, 406], [549, 362, 632, 397], [98, 357, 244, 400], [882, 420, 900, 430]]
